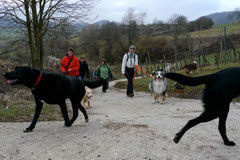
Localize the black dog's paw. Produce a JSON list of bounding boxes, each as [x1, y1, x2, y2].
[[173, 134, 181, 143], [224, 141, 236, 146], [23, 128, 33, 133], [85, 118, 89, 123], [64, 122, 72, 127]]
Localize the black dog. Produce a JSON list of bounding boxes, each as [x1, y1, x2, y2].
[[164, 68, 240, 146], [4, 66, 104, 132]]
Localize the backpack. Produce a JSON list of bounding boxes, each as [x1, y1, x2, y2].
[[95, 64, 111, 78], [126, 53, 135, 62]]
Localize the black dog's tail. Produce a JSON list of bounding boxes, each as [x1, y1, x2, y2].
[[164, 73, 216, 86], [83, 79, 105, 88]]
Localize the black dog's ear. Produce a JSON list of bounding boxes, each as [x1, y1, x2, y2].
[[162, 69, 165, 74], [152, 71, 155, 76]]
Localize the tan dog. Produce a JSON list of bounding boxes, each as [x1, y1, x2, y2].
[[174, 82, 185, 99], [81, 87, 92, 109]]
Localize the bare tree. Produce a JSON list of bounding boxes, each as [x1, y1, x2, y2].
[[138, 12, 147, 36], [167, 14, 188, 45], [167, 14, 188, 70], [152, 18, 164, 33], [0, 0, 97, 69], [122, 8, 139, 46], [78, 24, 99, 60]]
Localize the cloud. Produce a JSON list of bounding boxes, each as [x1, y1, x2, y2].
[[92, 0, 240, 24]]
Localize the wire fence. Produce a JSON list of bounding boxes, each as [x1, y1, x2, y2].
[[143, 27, 240, 74]]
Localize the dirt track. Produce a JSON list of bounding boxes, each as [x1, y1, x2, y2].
[[1, 80, 240, 160]]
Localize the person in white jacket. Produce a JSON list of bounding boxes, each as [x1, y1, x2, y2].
[[121, 45, 138, 97]]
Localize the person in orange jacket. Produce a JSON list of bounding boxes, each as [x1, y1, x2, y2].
[[61, 47, 80, 77]]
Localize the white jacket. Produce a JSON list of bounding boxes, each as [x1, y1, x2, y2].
[[121, 53, 138, 74]]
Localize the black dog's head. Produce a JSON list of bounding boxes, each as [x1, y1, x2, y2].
[[152, 69, 165, 81], [4, 66, 40, 88]]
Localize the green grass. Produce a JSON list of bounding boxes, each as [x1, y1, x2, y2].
[[190, 23, 240, 38], [153, 23, 240, 39], [0, 28, 23, 48], [0, 100, 67, 122], [114, 77, 153, 92]]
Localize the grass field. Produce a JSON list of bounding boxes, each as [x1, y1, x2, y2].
[[190, 23, 240, 38], [0, 28, 22, 50], [153, 22, 240, 39]]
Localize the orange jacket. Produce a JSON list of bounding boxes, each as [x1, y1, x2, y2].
[[61, 55, 80, 77]]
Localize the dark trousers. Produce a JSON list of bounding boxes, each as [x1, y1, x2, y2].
[[79, 76, 85, 80], [102, 78, 109, 92], [125, 67, 134, 95]]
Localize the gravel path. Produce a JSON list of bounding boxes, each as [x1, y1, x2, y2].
[[1, 80, 240, 160]]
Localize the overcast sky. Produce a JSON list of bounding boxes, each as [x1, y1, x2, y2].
[[91, 0, 240, 24]]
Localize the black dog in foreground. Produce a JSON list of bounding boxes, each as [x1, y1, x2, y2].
[[4, 66, 104, 132], [164, 67, 240, 146]]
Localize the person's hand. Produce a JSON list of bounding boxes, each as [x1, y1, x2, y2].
[[67, 69, 72, 72], [63, 71, 66, 73], [122, 73, 125, 77]]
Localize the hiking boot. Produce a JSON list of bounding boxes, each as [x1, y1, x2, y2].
[[129, 93, 134, 97]]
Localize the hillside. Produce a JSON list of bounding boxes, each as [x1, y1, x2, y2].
[[206, 11, 238, 24]]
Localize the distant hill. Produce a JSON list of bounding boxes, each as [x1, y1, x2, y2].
[[0, 18, 118, 32], [0, 16, 22, 28], [1, 12, 239, 30], [205, 11, 238, 24], [93, 20, 121, 26], [72, 22, 88, 30], [72, 20, 120, 30], [93, 20, 110, 26]]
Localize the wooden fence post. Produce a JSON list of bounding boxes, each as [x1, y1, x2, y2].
[[215, 52, 220, 69], [173, 44, 178, 71], [198, 41, 202, 71], [224, 26, 227, 64]]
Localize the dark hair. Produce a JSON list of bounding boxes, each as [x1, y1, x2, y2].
[[67, 47, 74, 54], [102, 59, 106, 64]]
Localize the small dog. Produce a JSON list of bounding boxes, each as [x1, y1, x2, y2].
[[149, 70, 167, 103], [81, 87, 92, 109], [183, 60, 199, 76], [174, 82, 185, 99]]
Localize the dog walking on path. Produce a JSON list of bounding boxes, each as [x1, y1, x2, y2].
[[164, 68, 240, 146], [81, 87, 92, 109], [149, 70, 167, 104], [4, 66, 104, 132]]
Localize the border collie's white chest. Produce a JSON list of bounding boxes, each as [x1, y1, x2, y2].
[[152, 79, 167, 94]]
